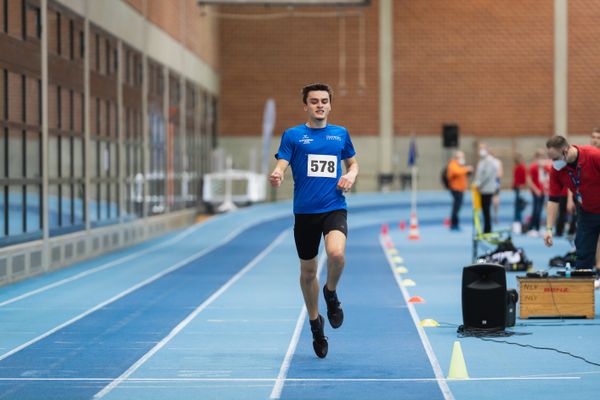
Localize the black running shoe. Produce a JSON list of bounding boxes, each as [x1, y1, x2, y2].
[[310, 314, 328, 358], [323, 284, 344, 329]]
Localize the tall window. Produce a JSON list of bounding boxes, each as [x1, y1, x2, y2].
[[179, 82, 216, 211], [147, 60, 165, 215], [89, 26, 119, 225], [47, 6, 85, 236], [0, 0, 43, 245], [185, 82, 198, 207], [1, 71, 42, 242], [123, 46, 144, 219], [168, 73, 183, 211]]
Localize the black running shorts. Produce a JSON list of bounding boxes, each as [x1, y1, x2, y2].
[[293, 209, 348, 260]]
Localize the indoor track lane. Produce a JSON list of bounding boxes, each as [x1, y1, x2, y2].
[[0, 216, 291, 400], [278, 222, 448, 400]]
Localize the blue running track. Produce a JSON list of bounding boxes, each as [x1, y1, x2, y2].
[[0, 192, 598, 400]]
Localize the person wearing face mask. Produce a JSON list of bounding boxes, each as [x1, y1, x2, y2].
[[526, 149, 549, 236], [544, 135, 600, 289], [474, 143, 497, 233], [446, 150, 473, 231]]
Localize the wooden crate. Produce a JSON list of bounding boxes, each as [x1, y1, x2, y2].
[[517, 277, 595, 319]]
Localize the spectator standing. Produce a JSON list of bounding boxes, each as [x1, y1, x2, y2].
[[446, 150, 473, 231], [526, 149, 549, 236], [474, 143, 497, 233]]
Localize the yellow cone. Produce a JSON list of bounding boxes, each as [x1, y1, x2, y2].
[[418, 318, 439, 327], [392, 256, 404, 263], [447, 341, 469, 379], [394, 266, 408, 274], [401, 278, 416, 286], [387, 248, 398, 255]]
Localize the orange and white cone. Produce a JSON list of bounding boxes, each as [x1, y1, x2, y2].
[[381, 223, 389, 236], [408, 212, 420, 240]]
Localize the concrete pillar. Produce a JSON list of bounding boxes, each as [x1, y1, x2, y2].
[[41, 0, 49, 270], [554, 0, 568, 137], [378, 0, 394, 190]]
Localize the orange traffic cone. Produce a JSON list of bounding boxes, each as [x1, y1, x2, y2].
[[381, 223, 389, 236], [408, 212, 420, 240], [408, 296, 426, 303], [399, 220, 406, 231], [443, 217, 451, 227]]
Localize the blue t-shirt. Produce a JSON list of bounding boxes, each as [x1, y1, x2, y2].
[[275, 124, 356, 214]]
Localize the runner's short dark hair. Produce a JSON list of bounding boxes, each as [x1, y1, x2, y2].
[[302, 83, 333, 104], [546, 135, 569, 150]]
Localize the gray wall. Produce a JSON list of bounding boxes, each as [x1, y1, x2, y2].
[[219, 134, 592, 199]]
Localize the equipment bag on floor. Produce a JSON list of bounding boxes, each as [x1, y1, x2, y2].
[[477, 238, 533, 271]]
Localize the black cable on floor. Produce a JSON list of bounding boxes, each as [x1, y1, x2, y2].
[[477, 337, 600, 368], [454, 324, 600, 367]]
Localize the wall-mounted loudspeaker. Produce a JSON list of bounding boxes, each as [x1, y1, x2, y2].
[[442, 124, 459, 148]]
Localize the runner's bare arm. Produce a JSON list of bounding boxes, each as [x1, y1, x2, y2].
[[270, 159, 290, 188], [338, 157, 359, 192]]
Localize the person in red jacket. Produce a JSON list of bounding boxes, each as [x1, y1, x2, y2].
[[590, 128, 600, 277], [527, 149, 549, 236], [544, 136, 600, 288], [512, 152, 527, 233]]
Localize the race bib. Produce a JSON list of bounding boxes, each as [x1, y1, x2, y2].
[[307, 154, 337, 178]]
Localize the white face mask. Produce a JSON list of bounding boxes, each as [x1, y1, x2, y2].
[[458, 158, 466, 165], [479, 149, 488, 158], [552, 159, 567, 171]]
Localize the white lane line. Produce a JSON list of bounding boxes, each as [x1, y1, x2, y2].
[[380, 234, 455, 400], [270, 253, 327, 399], [0, 376, 580, 382], [0, 224, 202, 308], [93, 230, 290, 399], [0, 213, 288, 308], [0, 221, 269, 362]]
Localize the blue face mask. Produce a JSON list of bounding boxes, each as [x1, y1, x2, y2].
[[553, 159, 567, 171]]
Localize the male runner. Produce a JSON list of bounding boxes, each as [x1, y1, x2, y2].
[[269, 83, 359, 358]]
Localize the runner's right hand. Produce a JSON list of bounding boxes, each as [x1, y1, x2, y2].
[[269, 170, 283, 187]]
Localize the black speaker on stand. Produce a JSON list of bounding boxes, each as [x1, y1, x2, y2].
[[442, 124, 459, 148], [461, 263, 507, 333]]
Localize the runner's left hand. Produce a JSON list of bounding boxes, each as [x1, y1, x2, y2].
[[337, 174, 354, 192]]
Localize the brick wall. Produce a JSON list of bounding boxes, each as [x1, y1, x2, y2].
[[123, 0, 219, 69], [217, 0, 570, 139], [569, 0, 600, 135], [395, 0, 553, 137], [124, 0, 144, 14], [117, 1, 600, 139], [218, 3, 379, 137]]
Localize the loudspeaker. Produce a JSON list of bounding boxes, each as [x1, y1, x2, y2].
[[505, 289, 518, 327], [442, 124, 459, 148], [461, 263, 507, 332]]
